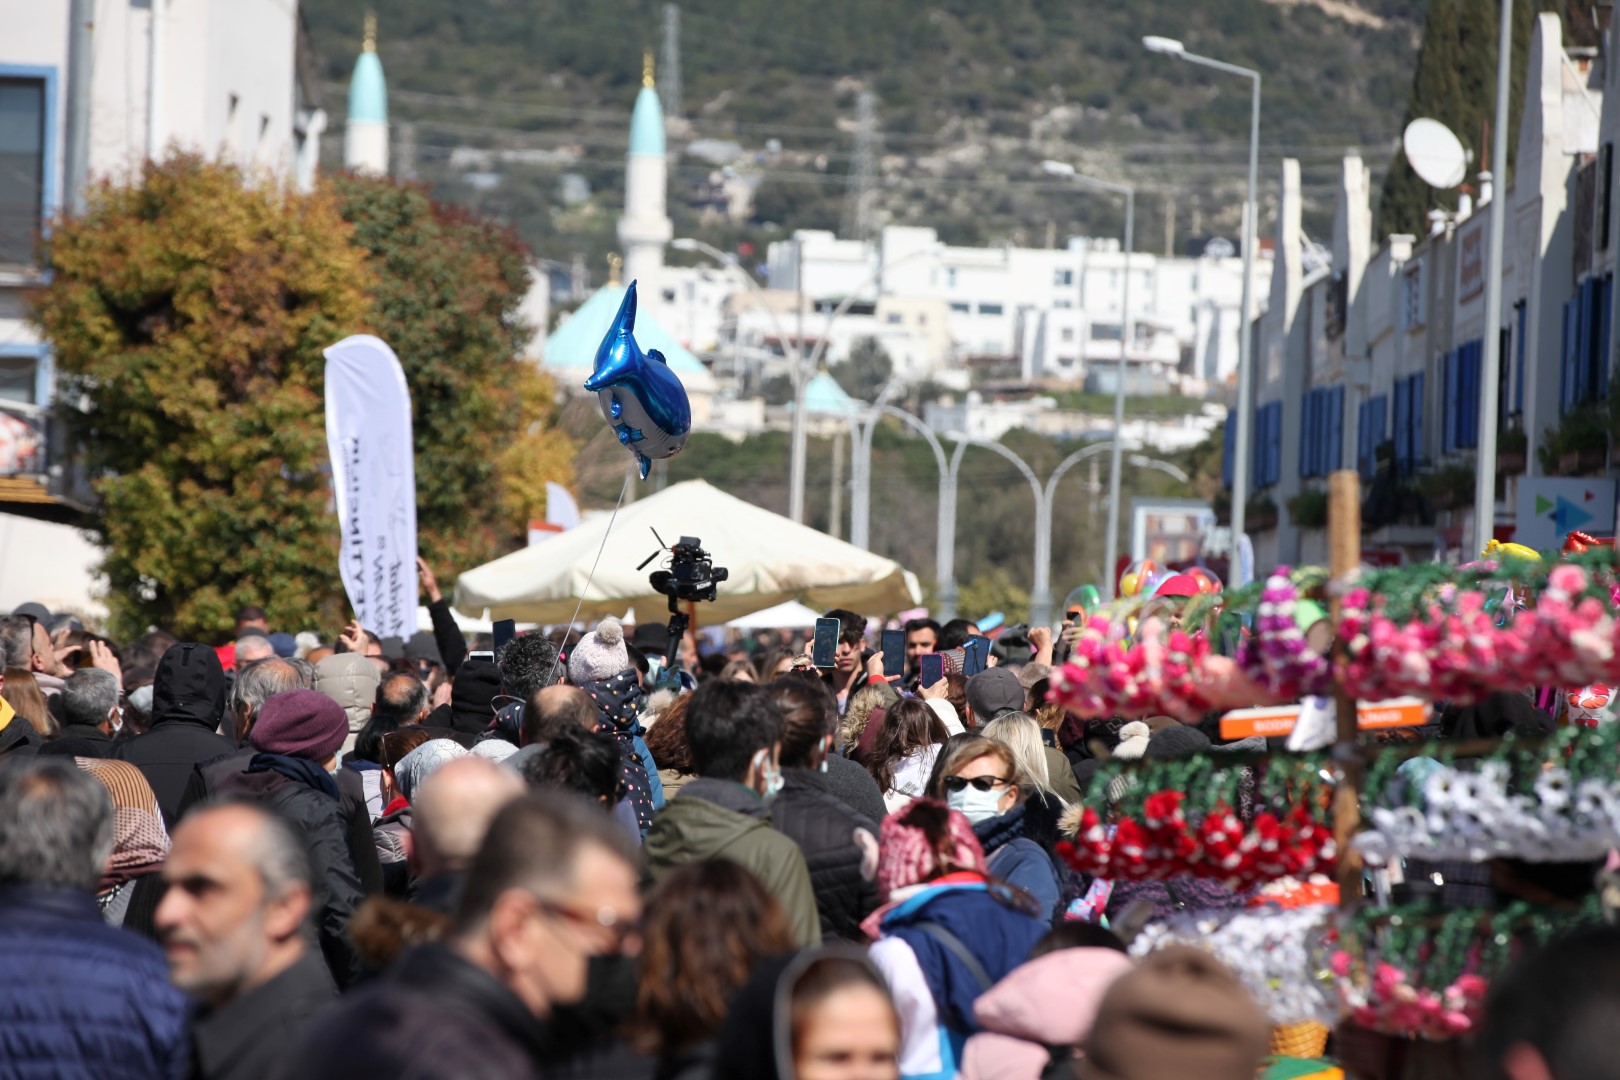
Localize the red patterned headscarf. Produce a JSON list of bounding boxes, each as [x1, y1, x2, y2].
[[76, 757, 170, 891]]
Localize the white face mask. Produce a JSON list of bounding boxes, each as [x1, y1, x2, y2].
[[947, 785, 1005, 825]]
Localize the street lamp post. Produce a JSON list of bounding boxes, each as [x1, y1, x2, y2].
[[1041, 160, 1134, 598], [1473, 0, 1511, 555], [1144, 34, 1260, 587]]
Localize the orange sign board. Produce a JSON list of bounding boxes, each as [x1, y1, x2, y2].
[[1219, 697, 1430, 740]]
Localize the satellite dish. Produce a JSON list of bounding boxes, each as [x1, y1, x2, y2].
[[1403, 118, 1469, 189]]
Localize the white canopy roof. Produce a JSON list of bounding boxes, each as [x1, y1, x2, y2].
[[453, 480, 921, 625], [724, 599, 822, 629]]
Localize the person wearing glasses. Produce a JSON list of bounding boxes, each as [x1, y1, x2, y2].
[[924, 734, 1060, 923], [294, 790, 642, 1080]]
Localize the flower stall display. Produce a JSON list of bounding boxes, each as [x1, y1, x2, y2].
[[1333, 901, 1601, 1039], [1354, 723, 1620, 865], [1130, 902, 1340, 1026], [1056, 753, 1337, 887]]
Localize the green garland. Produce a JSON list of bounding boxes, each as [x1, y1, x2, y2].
[[1362, 724, 1620, 809], [1089, 750, 1333, 821], [1352, 898, 1603, 992]]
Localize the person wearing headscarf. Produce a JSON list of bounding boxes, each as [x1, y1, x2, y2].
[[75, 757, 170, 939], [712, 948, 902, 1080]]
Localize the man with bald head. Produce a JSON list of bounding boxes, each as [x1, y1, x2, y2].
[[520, 684, 598, 747], [157, 801, 335, 1080], [410, 756, 526, 914]]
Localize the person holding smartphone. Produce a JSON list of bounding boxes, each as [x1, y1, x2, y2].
[[816, 608, 873, 711]]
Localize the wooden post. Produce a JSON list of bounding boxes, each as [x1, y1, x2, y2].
[[1328, 470, 1363, 911]]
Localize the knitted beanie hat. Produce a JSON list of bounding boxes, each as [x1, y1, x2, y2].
[[568, 617, 631, 684], [876, 798, 988, 901], [250, 689, 349, 761], [1112, 721, 1152, 761]]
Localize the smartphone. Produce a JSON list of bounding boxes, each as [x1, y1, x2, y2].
[[881, 628, 905, 679], [964, 636, 991, 677], [493, 618, 516, 657], [919, 652, 944, 687], [468, 650, 495, 664], [812, 618, 840, 669]]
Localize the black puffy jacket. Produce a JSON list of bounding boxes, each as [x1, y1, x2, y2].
[[769, 768, 880, 942], [217, 765, 365, 988]]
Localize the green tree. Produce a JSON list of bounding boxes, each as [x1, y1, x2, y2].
[[35, 156, 374, 639], [327, 173, 577, 577], [830, 337, 893, 403], [1377, 0, 1466, 238], [954, 568, 1032, 624]]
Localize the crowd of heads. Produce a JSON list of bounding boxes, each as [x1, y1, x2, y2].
[[0, 591, 1614, 1080]]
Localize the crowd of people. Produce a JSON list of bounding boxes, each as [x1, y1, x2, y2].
[[0, 568, 1615, 1080]]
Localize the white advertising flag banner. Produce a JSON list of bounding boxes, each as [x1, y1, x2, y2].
[[324, 335, 418, 640]]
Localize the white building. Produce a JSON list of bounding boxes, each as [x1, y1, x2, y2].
[[0, 0, 326, 614], [763, 225, 1270, 390], [618, 52, 673, 304], [1241, 12, 1605, 572]]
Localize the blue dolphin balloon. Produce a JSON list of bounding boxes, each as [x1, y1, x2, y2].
[[583, 281, 692, 479]]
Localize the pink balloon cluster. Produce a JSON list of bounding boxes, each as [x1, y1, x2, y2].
[[1338, 563, 1620, 705]]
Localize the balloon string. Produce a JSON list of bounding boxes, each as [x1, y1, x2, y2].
[[543, 470, 633, 688]]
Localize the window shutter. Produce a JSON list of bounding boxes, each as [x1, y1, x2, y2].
[[1251, 404, 1265, 491], [1411, 372, 1425, 468], [1222, 414, 1234, 490], [1515, 302, 1527, 415], [1329, 386, 1344, 471], [1270, 403, 1283, 486], [1394, 380, 1410, 475], [1602, 275, 1613, 401], [1442, 350, 1456, 454]]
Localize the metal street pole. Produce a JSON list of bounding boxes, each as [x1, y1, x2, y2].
[[790, 241, 809, 522], [1144, 35, 1261, 587], [1040, 161, 1134, 598], [1474, 0, 1510, 555]]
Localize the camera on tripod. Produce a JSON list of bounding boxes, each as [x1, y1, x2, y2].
[[637, 531, 730, 674], [648, 535, 729, 604]]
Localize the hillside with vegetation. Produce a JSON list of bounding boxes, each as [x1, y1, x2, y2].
[[305, 0, 1432, 282]]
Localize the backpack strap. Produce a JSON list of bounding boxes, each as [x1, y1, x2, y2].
[[911, 919, 993, 993]]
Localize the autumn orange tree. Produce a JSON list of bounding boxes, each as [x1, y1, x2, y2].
[[35, 156, 372, 639], [327, 173, 575, 577], [36, 159, 576, 640]]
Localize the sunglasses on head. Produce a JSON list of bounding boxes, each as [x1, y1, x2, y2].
[[943, 774, 1011, 794]]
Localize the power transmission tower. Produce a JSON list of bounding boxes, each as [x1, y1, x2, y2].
[[842, 91, 878, 241], [660, 4, 682, 121]]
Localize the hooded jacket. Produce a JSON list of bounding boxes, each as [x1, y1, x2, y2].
[[771, 767, 880, 942], [115, 643, 234, 827], [644, 777, 822, 946], [313, 654, 382, 750], [580, 669, 663, 834], [712, 948, 892, 1080], [958, 948, 1134, 1080]]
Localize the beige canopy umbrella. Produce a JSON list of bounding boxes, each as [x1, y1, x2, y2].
[[453, 479, 922, 625]]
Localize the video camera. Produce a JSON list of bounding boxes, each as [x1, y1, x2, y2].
[[648, 535, 729, 604], [638, 532, 729, 674]]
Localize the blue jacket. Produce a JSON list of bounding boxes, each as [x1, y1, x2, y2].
[[871, 880, 1046, 1080], [0, 884, 189, 1078], [975, 806, 1060, 923]]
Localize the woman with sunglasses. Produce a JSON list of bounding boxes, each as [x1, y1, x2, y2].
[[924, 735, 1060, 923]]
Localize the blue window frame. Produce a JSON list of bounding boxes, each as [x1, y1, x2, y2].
[[0, 65, 60, 269]]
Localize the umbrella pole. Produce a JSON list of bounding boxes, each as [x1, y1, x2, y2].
[[687, 600, 698, 638]]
